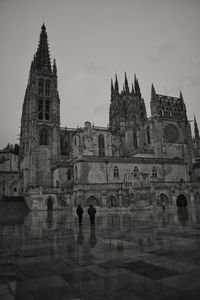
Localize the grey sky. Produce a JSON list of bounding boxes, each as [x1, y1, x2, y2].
[[0, 0, 199, 148]]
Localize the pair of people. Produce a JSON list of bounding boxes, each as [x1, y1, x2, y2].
[[76, 204, 96, 227]]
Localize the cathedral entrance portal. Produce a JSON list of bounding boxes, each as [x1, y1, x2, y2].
[[176, 194, 188, 208], [47, 198, 53, 210]]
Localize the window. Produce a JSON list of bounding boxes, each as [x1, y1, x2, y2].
[[152, 167, 157, 178], [38, 79, 44, 96], [133, 166, 139, 178], [113, 166, 119, 178], [38, 100, 43, 119], [40, 128, 48, 145], [67, 169, 72, 180], [133, 131, 138, 149], [74, 166, 78, 181], [146, 126, 151, 144], [98, 134, 105, 156], [45, 80, 50, 96], [13, 188, 17, 192], [45, 101, 50, 120]]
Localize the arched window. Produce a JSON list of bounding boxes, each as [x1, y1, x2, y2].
[[45, 101, 50, 120], [45, 80, 50, 96], [67, 169, 72, 180], [146, 126, 151, 144], [113, 166, 119, 178], [98, 134, 105, 156], [74, 166, 78, 181], [152, 167, 157, 178], [133, 131, 138, 149], [38, 100, 43, 119], [133, 166, 139, 178], [38, 79, 44, 96], [40, 128, 48, 145]]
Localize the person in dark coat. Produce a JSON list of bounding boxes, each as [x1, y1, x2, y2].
[[88, 204, 96, 227], [76, 204, 84, 225]]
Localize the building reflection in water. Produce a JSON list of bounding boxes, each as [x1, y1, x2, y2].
[[47, 210, 53, 229], [1, 202, 200, 299], [89, 227, 97, 248], [177, 207, 189, 226], [77, 225, 84, 245]]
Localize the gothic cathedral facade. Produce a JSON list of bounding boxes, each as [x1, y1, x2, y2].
[[19, 25, 200, 210]]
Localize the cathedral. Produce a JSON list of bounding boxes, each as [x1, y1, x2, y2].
[[19, 24, 200, 210]]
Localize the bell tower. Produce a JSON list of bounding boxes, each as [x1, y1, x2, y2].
[[109, 73, 147, 155], [19, 24, 60, 191]]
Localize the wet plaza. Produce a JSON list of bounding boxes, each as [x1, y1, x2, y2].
[[0, 202, 200, 299]]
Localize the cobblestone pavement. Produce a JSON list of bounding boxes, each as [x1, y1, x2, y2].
[[0, 202, 200, 299]]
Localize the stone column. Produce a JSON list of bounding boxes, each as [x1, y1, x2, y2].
[[118, 190, 123, 207], [101, 191, 107, 207]]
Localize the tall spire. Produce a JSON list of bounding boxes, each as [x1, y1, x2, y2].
[[124, 72, 129, 93], [114, 74, 119, 93], [35, 24, 52, 73], [194, 115, 200, 140]]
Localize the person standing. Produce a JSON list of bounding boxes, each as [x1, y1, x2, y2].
[[76, 204, 84, 225], [88, 204, 96, 227]]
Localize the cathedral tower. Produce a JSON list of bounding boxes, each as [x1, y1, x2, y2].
[[150, 85, 193, 178], [109, 73, 147, 155], [19, 24, 60, 191]]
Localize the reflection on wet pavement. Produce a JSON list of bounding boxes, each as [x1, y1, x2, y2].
[[1, 203, 200, 299]]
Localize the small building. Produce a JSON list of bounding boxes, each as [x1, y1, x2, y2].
[[0, 144, 19, 200]]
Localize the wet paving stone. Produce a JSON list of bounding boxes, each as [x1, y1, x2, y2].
[[1, 203, 200, 299]]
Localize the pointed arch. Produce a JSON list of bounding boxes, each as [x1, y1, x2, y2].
[[67, 169, 72, 181], [133, 166, 139, 178], [113, 166, 119, 178], [98, 134, 105, 156], [45, 80, 50, 96], [133, 131, 138, 149], [152, 167, 157, 178], [38, 78, 44, 96], [146, 126, 151, 144], [40, 128, 48, 145]]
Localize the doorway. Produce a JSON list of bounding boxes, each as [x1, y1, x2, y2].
[[176, 194, 188, 208], [47, 198, 53, 210]]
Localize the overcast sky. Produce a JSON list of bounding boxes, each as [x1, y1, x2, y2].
[[0, 0, 199, 148]]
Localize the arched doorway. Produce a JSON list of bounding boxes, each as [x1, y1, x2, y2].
[[176, 194, 188, 208], [157, 193, 170, 207], [47, 198, 53, 210], [107, 195, 117, 208], [85, 196, 99, 207]]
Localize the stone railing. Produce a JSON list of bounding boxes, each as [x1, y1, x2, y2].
[[74, 183, 122, 191]]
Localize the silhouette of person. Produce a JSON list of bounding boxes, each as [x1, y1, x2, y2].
[[88, 204, 96, 227], [89, 227, 97, 248], [77, 225, 84, 245], [76, 204, 84, 225]]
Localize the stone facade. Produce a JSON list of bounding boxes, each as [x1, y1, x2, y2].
[[0, 145, 19, 199], [18, 25, 200, 210]]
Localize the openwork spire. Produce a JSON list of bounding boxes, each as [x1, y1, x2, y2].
[[35, 24, 52, 72]]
